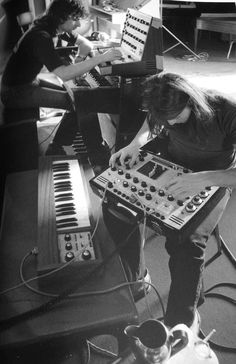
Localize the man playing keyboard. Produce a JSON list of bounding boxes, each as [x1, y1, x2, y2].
[[1, 0, 122, 158]]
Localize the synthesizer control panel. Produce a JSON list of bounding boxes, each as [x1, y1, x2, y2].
[[98, 8, 163, 76], [118, 8, 152, 62], [90, 151, 224, 234], [37, 157, 102, 287]]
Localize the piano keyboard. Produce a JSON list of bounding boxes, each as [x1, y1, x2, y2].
[[64, 66, 116, 94], [86, 68, 114, 87], [53, 159, 91, 231], [37, 156, 102, 283]]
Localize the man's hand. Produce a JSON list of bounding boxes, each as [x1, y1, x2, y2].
[[101, 48, 122, 63], [165, 172, 212, 200], [109, 144, 140, 168]]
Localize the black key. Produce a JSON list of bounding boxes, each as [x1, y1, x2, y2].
[[56, 211, 77, 216], [54, 187, 72, 192], [56, 217, 77, 223], [53, 165, 70, 171], [54, 182, 72, 187], [56, 222, 78, 229], [53, 173, 70, 178], [56, 202, 75, 208], [55, 196, 74, 202], [56, 206, 76, 212], [54, 175, 71, 180]]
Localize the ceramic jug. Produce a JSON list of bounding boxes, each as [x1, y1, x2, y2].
[[124, 319, 192, 364]]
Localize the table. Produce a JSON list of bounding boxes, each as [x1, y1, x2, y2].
[[194, 16, 236, 58], [0, 166, 138, 361], [162, 1, 236, 58]]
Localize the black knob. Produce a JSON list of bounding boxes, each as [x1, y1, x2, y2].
[[185, 203, 197, 212], [131, 186, 137, 192], [64, 234, 71, 241], [123, 181, 129, 187], [199, 190, 208, 198], [82, 250, 92, 260], [108, 181, 113, 188], [192, 196, 201, 204], [158, 189, 165, 197], [138, 190, 144, 196], [146, 193, 152, 200], [65, 251, 74, 261], [167, 194, 174, 201], [125, 173, 131, 179], [65, 242, 72, 250], [118, 169, 123, 175], [141, 181, 147, 188], [150, 186, 156, 192], [133, 177, 139, 183]]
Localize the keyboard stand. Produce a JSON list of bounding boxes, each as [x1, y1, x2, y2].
[[160, 0, 201, 59], [163, 24, 201, 59]]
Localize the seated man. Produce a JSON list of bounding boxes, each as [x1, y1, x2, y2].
[[0, 0, 122, 162], [104, 71, 236, 334]]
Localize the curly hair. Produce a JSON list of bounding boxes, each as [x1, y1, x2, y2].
[[142, 72, 215, 136], [34, 0, 85, 35]]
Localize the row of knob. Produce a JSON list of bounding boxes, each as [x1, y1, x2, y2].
[[122, 38, 138, 49], [126, 14, 150, 26], [64, 249, 92, 262], [106, 180, 211, 215], [62, 233, 92, 262], [126, 24, 148, 35]]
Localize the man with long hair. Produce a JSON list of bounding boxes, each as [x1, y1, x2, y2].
[[105, 71, 236, 333], [1, 0, 121, 156]]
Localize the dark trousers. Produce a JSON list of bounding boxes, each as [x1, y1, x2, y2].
[[1, 77, 73, 110], [164, 189, 230, 327], [103, 186, 230, 328], [102, 137, 231, 328], [1, 78, 104, 148]]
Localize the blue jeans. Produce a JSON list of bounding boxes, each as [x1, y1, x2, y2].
[[102, 183, 231, 328]]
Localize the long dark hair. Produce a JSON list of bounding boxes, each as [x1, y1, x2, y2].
[[142, 72, 215, 137], [34, 0, 85, 36]]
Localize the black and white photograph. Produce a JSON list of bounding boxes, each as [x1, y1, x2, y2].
[[0, 1, 235, 363]]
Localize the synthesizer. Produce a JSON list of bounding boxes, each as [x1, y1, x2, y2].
[[97, 8, 163, 77], [64, 66, 118, 92], [37, 156, 102, 289], [90, 150, 225, 239], [63, 66, 119, 104]]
